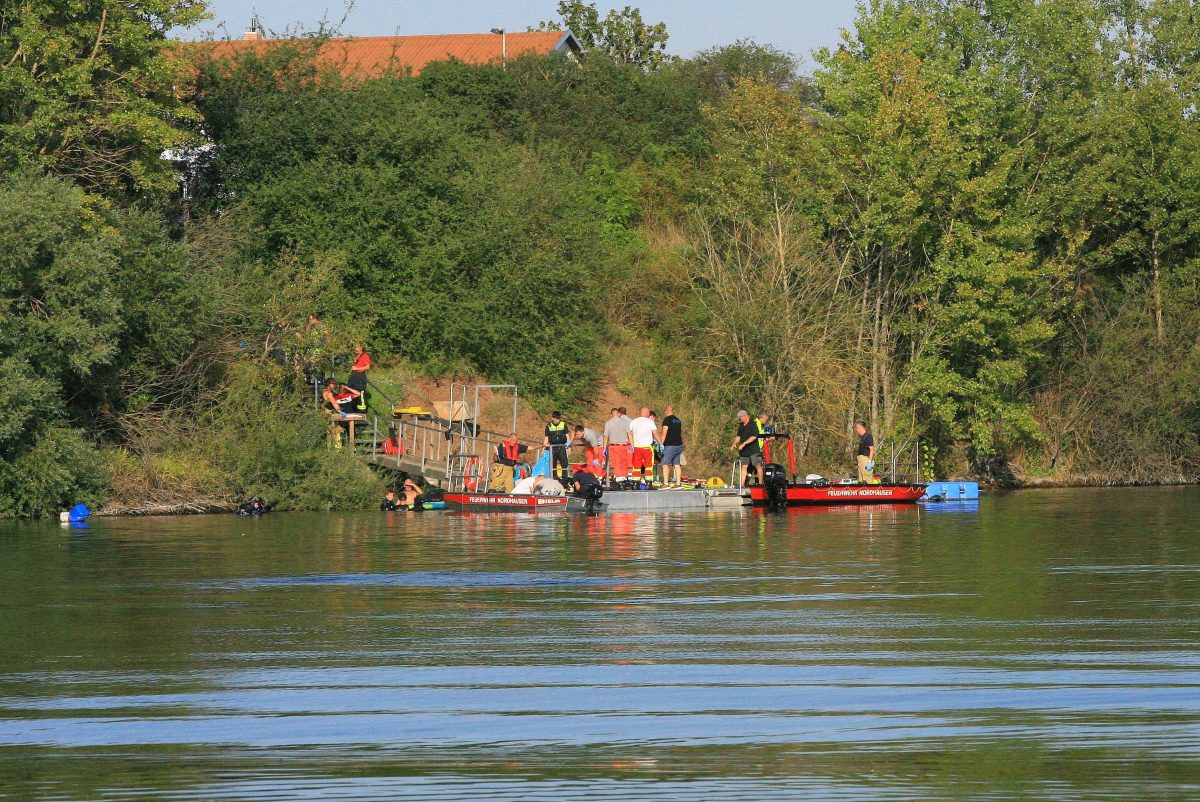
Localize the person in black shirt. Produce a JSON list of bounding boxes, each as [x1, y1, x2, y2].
[[571, 469, 601, 495], [731, 409, 764, 487], [658, 406, 685, 487], [236, 497, 269, 516], [854, 421, 876, 482]]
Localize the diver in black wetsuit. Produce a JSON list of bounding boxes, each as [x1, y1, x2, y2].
[[236, 497, 270, 516], [571, 470, 604, 513]]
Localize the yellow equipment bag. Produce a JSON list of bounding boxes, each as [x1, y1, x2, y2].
[[393, 406, 428, 416]]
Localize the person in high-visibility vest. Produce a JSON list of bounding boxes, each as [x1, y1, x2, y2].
[[543, 411, 570, 481], [755, 413, 770, 461]]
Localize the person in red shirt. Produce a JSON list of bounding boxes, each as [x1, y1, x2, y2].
[[348, 343, 370, 391]]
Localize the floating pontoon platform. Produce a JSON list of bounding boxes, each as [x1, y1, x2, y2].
[[597, 488, 749, 512], [921, 481, 980, 500]]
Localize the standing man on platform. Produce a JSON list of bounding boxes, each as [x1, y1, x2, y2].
[[628, 407, 659, 489], [756, 412, 771, 461], [732, 409, 764, 488], [602, 407, 632, 485], [659, 406, 685, 487], [544, 411, 570, 481], [854, 421, 876, 483], [348, 343, 371, 392]]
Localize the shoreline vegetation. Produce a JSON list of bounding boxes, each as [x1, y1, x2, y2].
[[2, 1, 1198, 518], [92, 480, 1200, 519]]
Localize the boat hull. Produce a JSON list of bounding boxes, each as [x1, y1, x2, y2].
[[748, 483, 926, 506], [443, 492, 568, 511]]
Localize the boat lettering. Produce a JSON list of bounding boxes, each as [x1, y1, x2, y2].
[[462, 495, 564, 506], [827, 489, 894, 497], [467, 495, 530, 505]]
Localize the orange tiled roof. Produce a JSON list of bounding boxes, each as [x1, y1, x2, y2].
[[180, 31, 579, 77]]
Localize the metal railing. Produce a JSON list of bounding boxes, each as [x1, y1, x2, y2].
[[445, 428, 546, 492], [722, 434, 925, 485], [361, 408, 546, 488], [876, 438, 923, 484], [319, 379, 584, 491], [363, 378, 397, 420]]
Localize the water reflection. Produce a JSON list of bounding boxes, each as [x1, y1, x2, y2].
[[0, 488, 1198, 800]]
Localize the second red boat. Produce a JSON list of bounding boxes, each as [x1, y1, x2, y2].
[[747, 482, 926, 506]]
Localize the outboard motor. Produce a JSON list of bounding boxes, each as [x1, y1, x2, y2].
[[763, 463, 789, 508]]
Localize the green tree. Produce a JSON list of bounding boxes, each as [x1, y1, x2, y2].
[[509, 53, 708, 162], [0, 0, 209, 200], [690, 39, 805, 95], [192, 54, 613, 405], [0, 170, 121, 515], [539, 1, 669, 70]]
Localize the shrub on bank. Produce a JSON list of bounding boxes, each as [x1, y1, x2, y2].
[[204, 363, 383, 511], [0, 427, 109, 519]]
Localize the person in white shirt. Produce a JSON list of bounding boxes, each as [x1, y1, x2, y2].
[[627, 407, 659, 487]]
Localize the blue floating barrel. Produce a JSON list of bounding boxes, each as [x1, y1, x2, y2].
[[68, 503, 91, 522]]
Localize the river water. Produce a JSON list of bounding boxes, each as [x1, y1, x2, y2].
[[1, 487, 1198, 801]]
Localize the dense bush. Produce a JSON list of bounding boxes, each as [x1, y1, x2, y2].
[[0, 171, 140, 515], [203, 364, 383, 510], [194, 64, 617, 406], [0, 426, 109, 519]]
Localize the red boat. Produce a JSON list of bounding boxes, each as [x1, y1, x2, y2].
[[747, 482, 926, 506], [443, 492, 569, 511], [747, 437, 926, 507]]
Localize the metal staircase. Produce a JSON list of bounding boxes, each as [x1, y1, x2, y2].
[[348, 381, 542, 488]]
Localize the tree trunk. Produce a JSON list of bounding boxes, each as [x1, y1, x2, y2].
[[870, 256, 886, 433], [1151, 229, 1164, 346], [852, 262, 871, 437]]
